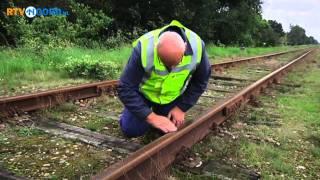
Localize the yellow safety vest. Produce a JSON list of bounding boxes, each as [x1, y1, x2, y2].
[[133, 20, 203, 104]]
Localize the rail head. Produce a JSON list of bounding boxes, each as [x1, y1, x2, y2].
[[0, 80, 119, 117], [211, 48, 306, 71]]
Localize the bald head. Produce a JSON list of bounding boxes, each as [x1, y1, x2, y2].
[[157, 31, 186, 68]]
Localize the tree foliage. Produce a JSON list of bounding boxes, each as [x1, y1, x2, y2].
[[107, 0, 263, 45], [0, 0, 115, 47], [287, 25, 318, 45], [0, 0, 318, 47], [268, 20, 285, 36]]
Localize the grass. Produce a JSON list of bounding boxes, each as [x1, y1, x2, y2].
[[0, 46, 132, 96], [84, 117, 114, 132], [16, 127, 45, 137], [173, 49, 320, 179]]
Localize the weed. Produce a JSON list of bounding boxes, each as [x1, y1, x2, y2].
[[84, 117, 112, 132], [16, 127, 45, 137], [63, 55, 122, 80]]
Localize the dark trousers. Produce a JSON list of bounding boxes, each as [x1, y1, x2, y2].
[[119, 99, 178, 137]]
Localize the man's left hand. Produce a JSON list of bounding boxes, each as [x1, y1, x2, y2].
[[168, 106, 185, 128]]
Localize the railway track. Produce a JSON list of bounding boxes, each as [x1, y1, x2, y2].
[[0, 49, 302, 117], [0, 49, 315, 179]]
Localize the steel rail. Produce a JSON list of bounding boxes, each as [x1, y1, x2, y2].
[[0, 49, 303, 117], [211, 49, 298, 72], [0, 80, 118, 117], [92, 50, 313, 180]]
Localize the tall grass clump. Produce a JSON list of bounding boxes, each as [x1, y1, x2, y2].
[[63, 55, 122, 80]]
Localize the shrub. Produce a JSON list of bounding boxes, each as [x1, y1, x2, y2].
[[63, 55, 121, 80], [103, 30, 127, 48], [2, 0, 118, 48]]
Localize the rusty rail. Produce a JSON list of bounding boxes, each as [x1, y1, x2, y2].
[[0, 80, 118, 117], [0, 49, 302, 117], [211, 50, 297, 72], [92, 50, 313, 180]]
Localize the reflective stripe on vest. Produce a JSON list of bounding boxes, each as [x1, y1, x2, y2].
[[136, 20, 203, 104]]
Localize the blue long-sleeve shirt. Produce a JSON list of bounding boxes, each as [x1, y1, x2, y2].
[[118, 33, 211, 120]]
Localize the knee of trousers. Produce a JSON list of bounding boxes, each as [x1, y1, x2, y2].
[[119, 110, 150, 137]]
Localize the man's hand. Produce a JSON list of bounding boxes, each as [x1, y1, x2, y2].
[[168, 106, 185, 128], [146, 112, 177, 133]]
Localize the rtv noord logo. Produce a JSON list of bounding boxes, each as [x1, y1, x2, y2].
[[7, 6, 69, 18]]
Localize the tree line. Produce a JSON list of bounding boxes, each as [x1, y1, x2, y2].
[[0, 0, 318, 48]]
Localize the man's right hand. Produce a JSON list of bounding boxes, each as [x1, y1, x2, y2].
[[146, 112, 177, 133]]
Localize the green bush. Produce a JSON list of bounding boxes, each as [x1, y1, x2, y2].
[[63, 55, 121, 80], [103, 30, 127, 48], [2, 0, 122, 48]]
